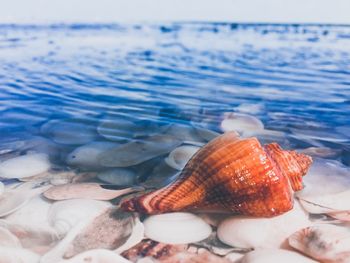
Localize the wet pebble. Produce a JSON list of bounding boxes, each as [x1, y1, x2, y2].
[[48, 199, 110, 237], [64, 208, 136, 258], [98, 135, 182, 167], [0, 226, 21, 247], [0, 247, 40, 263], [220, 112, 264, 134], [97, 168, 137, 186], [217, 201, 310, 249], [164, 145, 200, 170], [239, 249, 317, 263], [44, 183, 141, 201], [41, 118, 97, 145], [66, 141, 120, 169], [0, 153, 50, 179], [144, 212, 212, 244], [58, 249, 132, 263]]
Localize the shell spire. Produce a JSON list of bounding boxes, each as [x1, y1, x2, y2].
[[121, 132, 312, 217]]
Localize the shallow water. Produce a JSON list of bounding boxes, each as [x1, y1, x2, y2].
[[0, 23, 350, 261]]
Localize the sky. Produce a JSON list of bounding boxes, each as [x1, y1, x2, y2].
[[0, 0, 349, 24]]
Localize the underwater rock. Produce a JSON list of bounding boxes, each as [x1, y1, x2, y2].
[[98, 135, 182, 167], [239, 249, 317, 263], [164, 145, 201, 170], [58, 249, 132, 263], [220, 112, 264, 134], [48, 199, 110, 237], [164, 123, 206, 145], [98, 114, 168, 142], [97, 168, 137, 186], [234, 103, 264, 114], [194, 127, 221, 142], [0, 247, 40, 263], [0, 153, 50, 179], [290, 128, 349, 144], [140, 160, 179, 189], [217, 201, 310, 249], [41, 118, 98, 145], [144, 212, 212, 244], [44, 183, 141, 201], [63, 208, 137, 258], [299, 146, 341, 159], [289, 224, 350, 263], [121, 132, 312, 217], [66, 141, 120, 169]]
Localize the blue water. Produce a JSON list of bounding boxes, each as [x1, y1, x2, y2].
[[0, 23, 350, 165]]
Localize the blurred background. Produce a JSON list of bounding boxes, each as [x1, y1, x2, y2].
[[1, 0, 350, 24]]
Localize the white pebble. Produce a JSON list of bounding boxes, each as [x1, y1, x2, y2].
[[144, 212, 212, 244], [217, 201, 310, 249], [239, 249, 317, 263], [0, 153, 50, 179]]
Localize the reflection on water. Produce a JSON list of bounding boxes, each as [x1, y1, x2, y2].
[[0, 23, 350, 262]]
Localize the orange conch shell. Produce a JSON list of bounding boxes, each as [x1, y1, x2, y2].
[[121, 132, 312, 217]]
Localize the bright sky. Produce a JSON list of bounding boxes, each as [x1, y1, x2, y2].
[[0, 0, 349, 24]]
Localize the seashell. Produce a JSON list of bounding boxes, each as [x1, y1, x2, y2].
[[288, 224, 350, 263], [217, 201, 311, 249], [57, 249, 132, 263], [0, 247, 40, 263], [239, 249, 317, 263], [121, 132, 312, 217], [97, 168, 137, 186], [48, 199, 110, 237], [0, 153, 50, 179], [0, 226, 21, 247], [220, 113, 264, 134], [41, 118, 97, 145], [164, 145, 201, 170], [327, 210, 350, 221], [66, 141, 120, 169], [143, 212, 212, 244], [121, 239, 188, 262], [49, 171, 76, 186], [64, 208, 136, 258], [43, 183, 141, 201], [98, 135, 182, 167]]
